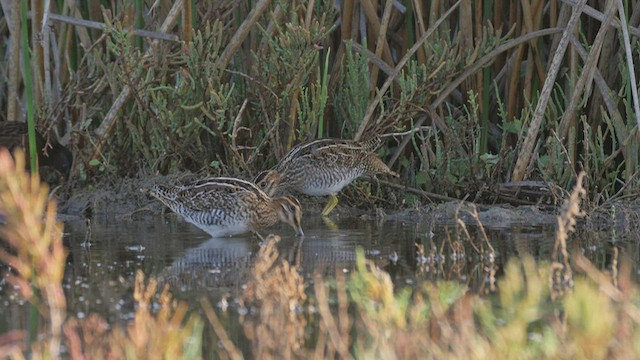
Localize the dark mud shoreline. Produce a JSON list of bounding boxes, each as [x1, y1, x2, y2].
[[50, 173, 640, 239], [49, 173, 639, 236]]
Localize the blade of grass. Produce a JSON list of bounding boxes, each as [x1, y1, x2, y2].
[[617, 0, 640, 131], [21, 0, 38, 172], [42, 0, 52, 106]]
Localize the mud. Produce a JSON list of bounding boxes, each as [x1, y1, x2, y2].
[[55, 172, 570, 230]]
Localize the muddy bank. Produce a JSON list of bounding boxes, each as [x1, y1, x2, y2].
[[54, 173, 639, 234], [54, 174, 554, 227]]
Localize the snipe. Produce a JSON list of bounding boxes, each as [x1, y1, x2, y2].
[[255, 137, 397, 216], [0, 121, 72, 179], [142, 177, 304, 238]]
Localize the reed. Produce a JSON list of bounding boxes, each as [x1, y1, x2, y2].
[[3, 0, 640, 203]]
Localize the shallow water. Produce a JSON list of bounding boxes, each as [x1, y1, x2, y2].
[[0, 212, 638, 349]]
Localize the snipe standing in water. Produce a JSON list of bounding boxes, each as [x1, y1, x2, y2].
[[255, 136, 397, 216], [142, 177, 304, 238]]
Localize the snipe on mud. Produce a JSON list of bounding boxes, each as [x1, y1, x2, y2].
[[141, 177, 304, 238], [255, 137, 397, 217], [0, 121, 72, 179]]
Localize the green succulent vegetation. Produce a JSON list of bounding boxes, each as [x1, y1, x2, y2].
[[1, 0, 639, 206]]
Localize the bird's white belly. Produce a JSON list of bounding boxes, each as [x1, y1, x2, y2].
[[301, 176, 355, 196]]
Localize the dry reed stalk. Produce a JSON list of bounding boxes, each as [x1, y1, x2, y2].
[[90, 0, 184, 163], [68, 2, 97, 61], [38, 12, 180, 42], [217, 0, 273, 71], [360, 0, 394, 68], [314, 273, 353, 360], [182, 0, 192, 43], [506, 41, 525, 125], [511, 0, 587, 182], [31, 0, 44, 108], [557, 0, 617, 139], [411, 0, 427, 64], [550, 172, 586, 300], [324, 0, 352, 111], [617, 0, 640, 132], [369, 0, 395, 90], [458, 0, 474, 90], [6, 0, 20, 122], [257, 5, 284, 54], [567, 37, 624, 140], [242, 236, 307, 359], [521, 0, 546, 104], [387, 27, 563, 168], [354, 0, 461, 141], [200, 299, 242, 360], [559, 0, 640, 37]]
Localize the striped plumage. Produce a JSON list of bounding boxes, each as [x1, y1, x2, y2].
[[142, 177, 303, 238], [0, 121, 72, 179], [0, 122, 28, 151], [255, 137, 397, 216]]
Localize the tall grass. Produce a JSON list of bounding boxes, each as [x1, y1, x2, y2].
[[2, 1, 640, 202]]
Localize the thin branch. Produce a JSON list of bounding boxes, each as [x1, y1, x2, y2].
[[29, 11, 180, 42]]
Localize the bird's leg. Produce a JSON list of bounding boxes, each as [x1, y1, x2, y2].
[[321, 216, 338, 231], [321, 194, 339, 216]]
